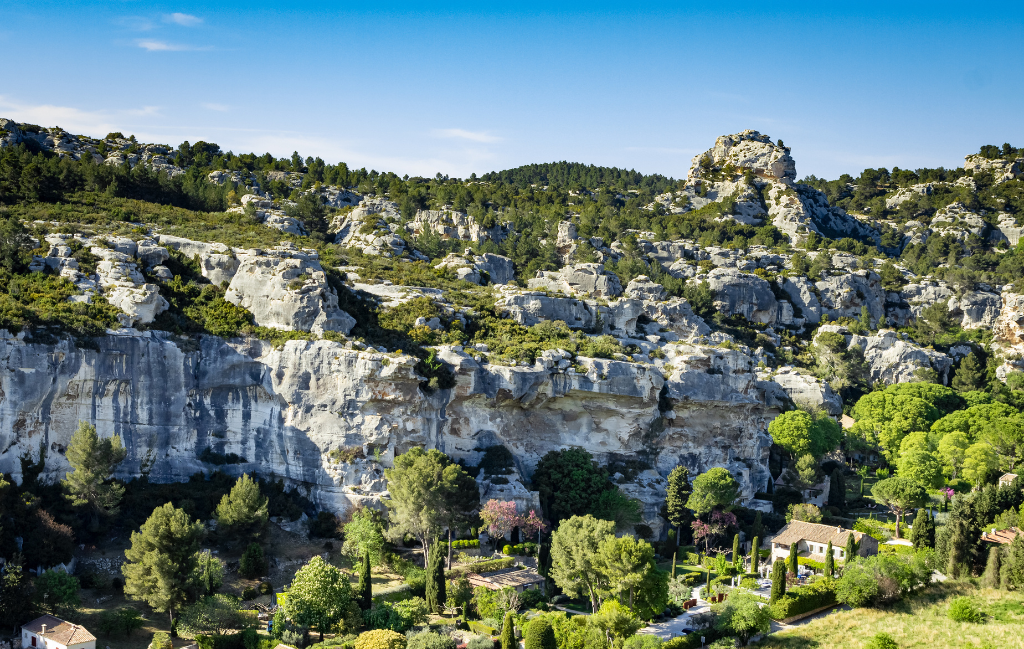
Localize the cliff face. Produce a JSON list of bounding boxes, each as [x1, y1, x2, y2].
[[0, 330, 773, 532]]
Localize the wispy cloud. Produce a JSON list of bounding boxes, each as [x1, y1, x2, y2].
[[0, 95, 161, 137], [117, 16, 154, 31], [433, 128, 502, 144], [202, 103, 230, 112], [137, 39, 211, 52], [163, 13, 203, 27]]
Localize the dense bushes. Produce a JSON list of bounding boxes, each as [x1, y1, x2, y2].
[[355, 630, 406, 649], [768, 580, 837, 620], [835, 551, 934, 607]]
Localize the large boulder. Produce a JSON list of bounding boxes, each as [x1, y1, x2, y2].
[[435, 251, 515, 285], [705, 268, 777, 324], [780, 276, 822, 324], [410, 209, 510, 244], [91, 248, 168, 326], [625, 275, 667, 301], [947, 291, 1002, 329], [764, 368, 842, 415], [964, 154, 1022, 183], [994, 292, 1024, 355], [823, 328, 953, 386], [815, 270, 885, 325], [641, 299, 711, 342], [528, 263, 623, 298], [225, 245, 355, 335], [156, 234, 241, 286]]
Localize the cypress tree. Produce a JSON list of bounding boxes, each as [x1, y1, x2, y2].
[[770, 559, 786, 602], [733, 534, 741, 570], [425, 543, 446, 612], [788, 542, 798, 576], [666, 466, 692, 546], [500, 612, 515, 649], [751, 536, 760, 575], [911, 508, 935, 550], [828, 468, 846, 510], [982, 546, 1002, 589], [845, 531, 858, 563], [357, 550, 372, 610], [671, 551, 677, 579], [824, 541, 834, 580]]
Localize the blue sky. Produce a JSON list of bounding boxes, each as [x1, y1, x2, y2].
[[1, 1, 1022, 180]]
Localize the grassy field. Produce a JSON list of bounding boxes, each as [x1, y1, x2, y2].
[[753, 583, 1024, 649]]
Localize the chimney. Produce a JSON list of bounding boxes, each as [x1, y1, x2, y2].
[[41, 625, 47, 635]]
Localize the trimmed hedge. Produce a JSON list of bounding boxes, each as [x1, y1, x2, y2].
[[468, 621, 498, 636], [797, 557, 825, 571], [768, 581, 837, 620], [462, 557, 516, 574]]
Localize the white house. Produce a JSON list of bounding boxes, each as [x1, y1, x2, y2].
[[769, 520, 879, 565], [21, 616, 96, 649]]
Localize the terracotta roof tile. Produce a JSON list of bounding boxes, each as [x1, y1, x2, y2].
[[22, 617, 96, 646], [770, 521, 869, 547]]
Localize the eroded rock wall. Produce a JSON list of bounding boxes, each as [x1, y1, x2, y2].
[[0, 332, 775, 534]]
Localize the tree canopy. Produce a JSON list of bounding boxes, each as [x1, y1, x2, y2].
[[63, 420, 127, 518], [122, 503, 203, 622], [686, 467, 740, 517]]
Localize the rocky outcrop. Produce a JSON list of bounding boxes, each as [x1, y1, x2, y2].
[[156, 235, 241, 286], [706, 268, 777, 324], [947, 291, 1002, 329], [688, 130, 795, 182], [780, 276, 821, 324], [410, 209, 510, 244], [625, 276, 667, 301], [640, 299, 711, 342], [815, 270, 885, 325], [964, 154, 1022, 183], [528, 263, 623, 298], [435, 252, 515, 285], [496, 291, 642, 336], [818, 327, 953, 386], [759, 368, 842, 416], [994, 292, 1024, 355], [225, 245, 355, 335]]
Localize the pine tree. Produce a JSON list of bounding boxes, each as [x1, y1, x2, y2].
[[787, 543, 798, 575], [845, 531, 858, 563], [500, 612, 515, 649], [122, 503, 203, 623], [952, 352, 987, 393], [63, 421, 127, 522], [982, 546, 1002, 589], [215, 474, 269, 539], [827, 468, 846, 510], [1001, 534, 1024, 589], [357, 551, 372, 610], [425, 543, 446, 613], [770, 559, 786, 602], [665, 466, 692, 545], [751, 537, 760, 574], [732, 534, 741, 570], [824, 541, 834, 580]]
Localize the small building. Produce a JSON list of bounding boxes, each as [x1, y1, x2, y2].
[[467, 567, 545, 593], [981, 527, 1023, 545], [21, 616, 96, 649], [769, 521, 878, 565], [998, 473, 1019, 488]]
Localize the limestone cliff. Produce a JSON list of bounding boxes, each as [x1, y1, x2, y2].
[[0, 330, 774, 534]]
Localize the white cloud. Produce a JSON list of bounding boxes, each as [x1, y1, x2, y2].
[[0, 95, 160, 137], [137, 39, 211, 52], [117, 16, 154, 31], [432, 128, 502, 144], [163, 13, 203, 27], [202, 103, 230, 112]]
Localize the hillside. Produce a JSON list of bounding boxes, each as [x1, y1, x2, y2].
[[1, 117, 1024, 532]]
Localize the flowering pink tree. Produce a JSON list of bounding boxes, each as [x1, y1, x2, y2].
[[479, 499, 521, 543], [479, 500, 548, 549], [691, 510, 737, 554]]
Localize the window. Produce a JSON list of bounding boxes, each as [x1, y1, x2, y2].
[[32, 636, 36, 647]]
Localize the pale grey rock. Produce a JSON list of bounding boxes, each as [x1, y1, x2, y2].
[[930, 202, 986, 241], [821, 328, 953, 386], [136, 239, 170, 268], [992, 214, 1024, 246], [528, 263, 623, 298], [993, 293, 1024, 356], [814, 270, 885, 325], [688, 130, 795, 182], [225, 245, 355, 335], [764, 368, 842, 415], [706, 268, 778, 324], [410, 208, 510, 244], [947, 291, 1001, 329], [642, 298, 711, 342], [435, 252, 514, 286], [625, 275, 667, 301], [964, 154, 1022, 183], [155, 235, 240, 286], [885, 183, 934, 209], [151, 265, 173, 281], [556, 221, 578, 263], [780, 276, 821, 324]]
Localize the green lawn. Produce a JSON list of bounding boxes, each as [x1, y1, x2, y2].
[[752, 582, 1024, 649]]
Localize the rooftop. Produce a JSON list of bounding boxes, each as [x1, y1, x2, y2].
[[771, 520, 869, 547], [22, 616, 96, 646], [467, 567, 545, 590], [981, 527, 1023, 545]]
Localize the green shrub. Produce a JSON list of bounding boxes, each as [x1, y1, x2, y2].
[[502, 544, 513, 555], [768, 580, 837, 620], [467, 621, 498, 637], [466, 637, 495, 649], [151, 632, 173, 649], [240, 543, 268, 578], [355, 630, 406, 649], [406, 631, 456, 649], [947, 596, 983, 623], [524, 617, 557, 649], [242, 586, 258, 600], [866, 632, 898, 649]]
